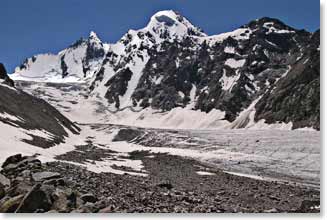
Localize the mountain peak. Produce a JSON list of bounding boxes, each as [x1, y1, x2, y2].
[[89, 31, 99, 39], [144, 10, 206, 38], [149, 10, 180, 22], [243, 17, 297, 33]]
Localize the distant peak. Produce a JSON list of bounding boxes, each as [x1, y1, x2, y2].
[[89, 31, 99, 39], [243, 17, 296, 32]]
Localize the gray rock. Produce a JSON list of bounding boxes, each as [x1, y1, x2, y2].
[[0, 195, 24, 213], [80, 193, 97, 203], [32, 172, 61, 182], [0, 173, 10, 187], [1, 154, 22, 168], [51, 188, 70, 212], [0, 184, 5, 200]]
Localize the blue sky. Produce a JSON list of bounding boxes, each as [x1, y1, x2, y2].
[[0, 0, 320, 73]]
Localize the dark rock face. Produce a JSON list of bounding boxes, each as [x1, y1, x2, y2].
[[0, 63, 14, 87], [89, 15, 319, 129], [104, 68, 133, 108], [0, 64, 80, 148], [254, 30, 320, 130]]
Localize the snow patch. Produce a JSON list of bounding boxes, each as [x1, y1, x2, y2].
[[224, 58, 246, 69]]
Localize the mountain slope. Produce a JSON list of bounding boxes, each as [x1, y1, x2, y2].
[[11, 32, 108, 83], [254, 30, 320, 130], [0, 63, 80, 148], [11, 11, 320, 130]]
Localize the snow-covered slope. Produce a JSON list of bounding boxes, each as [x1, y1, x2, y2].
[[11, 32, 108, 83], [0, 63, 80, 149]]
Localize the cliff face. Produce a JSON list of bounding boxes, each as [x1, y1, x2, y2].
[[254, 30, 320, 130]]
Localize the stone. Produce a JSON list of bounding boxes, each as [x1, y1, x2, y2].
[[32, 172, 61, 182], [51, 188, 70, 212], [0, 184, 5, 200], [5, 180, 33, 198], [80, 193, 97, 203], [15, 183, 52, 213], [0, 195, 24, 213], [0, 173, 10, 187], [157, 182, 173, 190], [1, 154, 22, 168]]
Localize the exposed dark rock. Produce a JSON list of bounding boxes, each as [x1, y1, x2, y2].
[[0, 195, 24, 213], [0, 174, 10, 188], [1, 154, 23, 168], [255, 30, 320, 130], [15, 183, 52, 213], [80, 193, 97, 203], [0, 63, 14, 87], [112, 128, 145, 142]]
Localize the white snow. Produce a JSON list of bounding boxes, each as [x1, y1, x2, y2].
[[11, 32, 105, 83], [219, 69, 240, 92], [265, 39, 277, 47], [0, 112, 25, 123], [224, 58, 246, 69], [196, 171, 216, 176], [224, 46, 236, 54], [263, 22, 295, 34], [303, 58, 310, 64], [154, 75, 164, 85], [102, 107, 229, 130], [200, 28, 252, 45], [81, 124, 320, 187]]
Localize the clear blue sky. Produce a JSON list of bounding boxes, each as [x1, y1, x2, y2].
[[1, 0, 320, 73]]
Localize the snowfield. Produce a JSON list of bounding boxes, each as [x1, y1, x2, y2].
[[1, 80, 319, 189], [0, 121, 320, 188]]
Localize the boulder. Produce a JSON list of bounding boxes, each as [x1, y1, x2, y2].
[[1, 154, 22, 168], [51, 188, 70, 212], [0, 184, 5, 200], [32, 172, 61, 182], [15, 183, 52, 213], [80, 193, 97, 203], [0, 174, 10, 187], [0, 195, 24, 213]]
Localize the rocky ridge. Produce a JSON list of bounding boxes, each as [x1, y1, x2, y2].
[[11, 10, 320, 129]]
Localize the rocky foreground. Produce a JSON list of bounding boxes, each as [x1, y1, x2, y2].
[[0, 152, 320, 213]]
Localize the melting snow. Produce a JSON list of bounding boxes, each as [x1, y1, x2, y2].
[[219, 69, 240, 92], [224, 58, 246, 69]]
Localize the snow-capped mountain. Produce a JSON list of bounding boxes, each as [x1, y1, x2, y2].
[[11, 31, 108, 83], [11, 10, 320, 130]]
